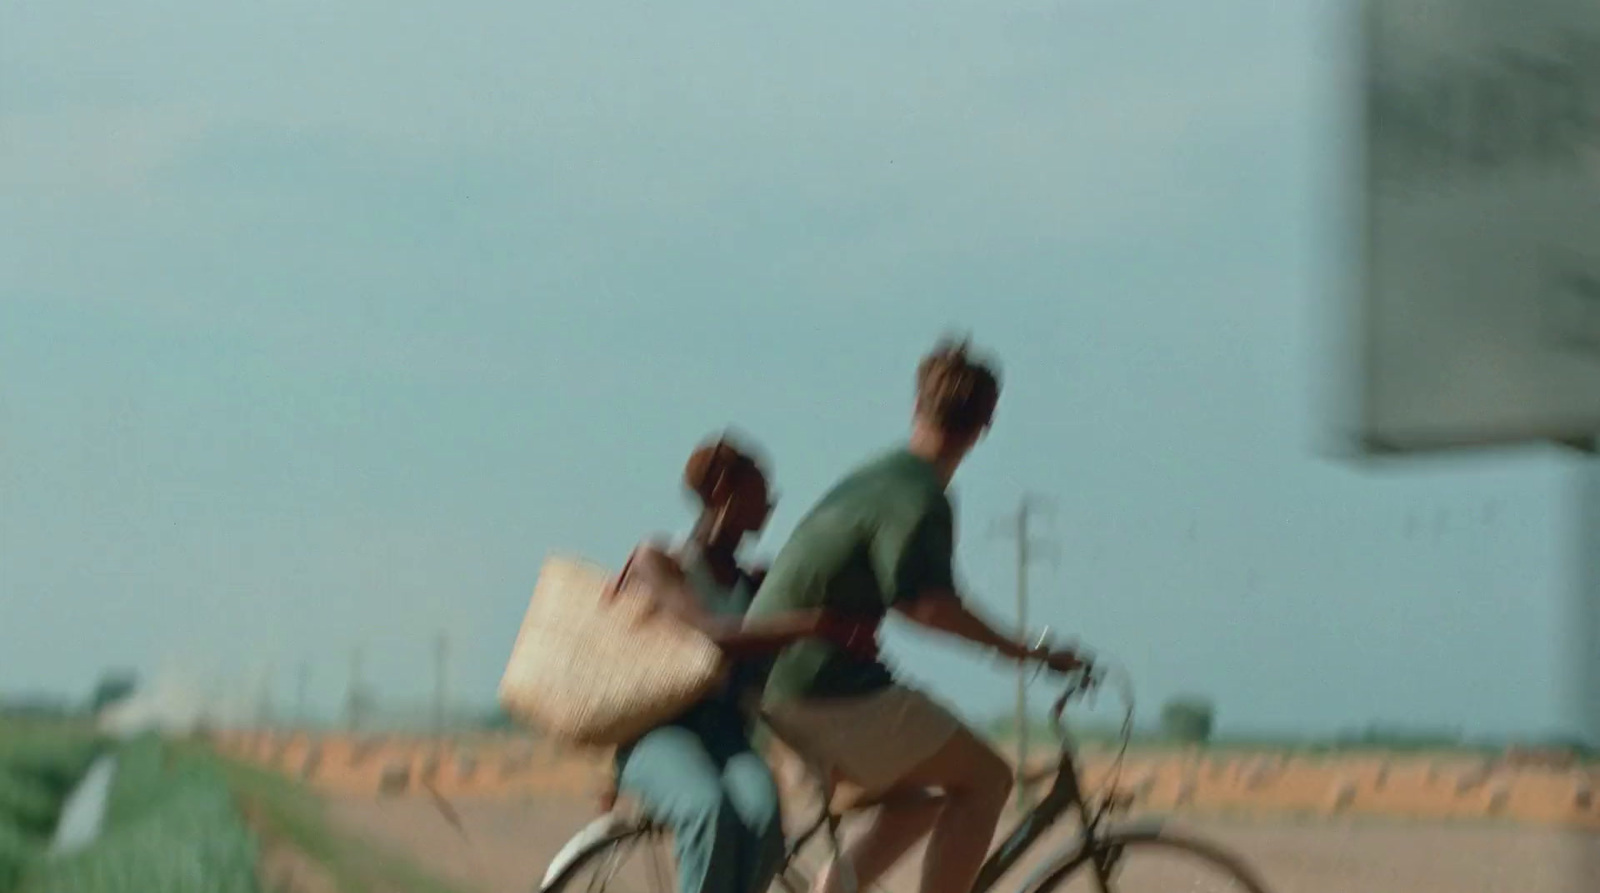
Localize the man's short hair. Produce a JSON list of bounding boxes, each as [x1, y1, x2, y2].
[[914, 338, 1001, 439]]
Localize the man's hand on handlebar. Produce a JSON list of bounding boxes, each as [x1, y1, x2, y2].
[[1049, 659, 1103, 729], [1013, 625, 1092, 677], [1042, 647, 1091, 676]]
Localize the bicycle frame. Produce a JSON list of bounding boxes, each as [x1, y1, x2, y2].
[[544, 664, 1274, 893], [970, 742, 1101, 893], [778, 729, 1109, 893]]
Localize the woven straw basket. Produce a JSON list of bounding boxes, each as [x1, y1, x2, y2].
[[498, 554, 728, 747]]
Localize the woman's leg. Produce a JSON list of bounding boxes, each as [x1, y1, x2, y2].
[[719, 749, 785, 893], [691, 701, 785, 893], [618, 723, 750, 893]]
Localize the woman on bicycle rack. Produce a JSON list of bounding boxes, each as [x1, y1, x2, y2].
[[607, 435, 879, 893], [745, 339, 1087, 893]]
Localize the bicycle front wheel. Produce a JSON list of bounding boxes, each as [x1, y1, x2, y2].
[[538, 825, 676, 893], [1031, 828, 1271, 893]]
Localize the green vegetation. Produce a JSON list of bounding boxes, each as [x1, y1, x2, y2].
[[0, 776, 56, 844], [480, 705, 519, 730], [15, 732, 259, 893], [1, 706, 466, 893], [86, 674, 138, 717], [202, 745, 465, 893], [0, 718, 107, 892], [985, 710, 1597, 762], [1329, 724, 1469, 752], [1158, 696, 1215, 744], [0, 823, 34, 893]]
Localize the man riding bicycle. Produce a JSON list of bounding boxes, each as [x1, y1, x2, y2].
[[744, 338, 1087, 893]]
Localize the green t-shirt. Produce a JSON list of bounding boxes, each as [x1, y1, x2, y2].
[[744, 448, 955, 703]]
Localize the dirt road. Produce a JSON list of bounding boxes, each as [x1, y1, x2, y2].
[[330, 792, 1598, 893]]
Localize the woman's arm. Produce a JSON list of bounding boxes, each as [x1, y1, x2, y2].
[[713, 610, 879, 659], [611, 545, 876, 658], [699, 610, 825, 659], [649, 601, 876, 661], [607, 541, 713, 626], [633, 595, 857, 661]]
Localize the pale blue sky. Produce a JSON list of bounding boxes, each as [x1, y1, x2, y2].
[[2, 0, 1592, 740]]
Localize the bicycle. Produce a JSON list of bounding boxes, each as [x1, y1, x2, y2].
[[538, 649, 1272, 893]]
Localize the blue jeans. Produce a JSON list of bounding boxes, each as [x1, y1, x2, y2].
[[616, 699, 784, 893]]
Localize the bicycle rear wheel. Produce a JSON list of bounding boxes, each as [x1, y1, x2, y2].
[[1030, 828, 1271, 893], [538, 825, 676, 893]]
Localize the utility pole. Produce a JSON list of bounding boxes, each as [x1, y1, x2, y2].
[[256, 663, 276, 729], [345, 646, 367, 732], [433, 632, 449, 740], [296, 661, 310, 727], [990, 495, 1057, 808]]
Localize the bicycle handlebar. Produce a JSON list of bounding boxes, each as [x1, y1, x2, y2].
[[1047, 655, 1136, 745], [1019, 638, 1139, 820], [1016, 627, 1135, 744], [1048, 666, 1099, 735]]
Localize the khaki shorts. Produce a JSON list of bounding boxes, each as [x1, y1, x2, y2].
[[763, 685, 963, 796]]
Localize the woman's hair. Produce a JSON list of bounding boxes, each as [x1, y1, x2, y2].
[[683, 435, 764, 507], [915, 338, 1001, 439]]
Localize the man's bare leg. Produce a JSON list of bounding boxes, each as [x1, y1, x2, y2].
[[812, 728, 1011, 893], [811, 795, 942, 893], [900, 730, 1012, 893]]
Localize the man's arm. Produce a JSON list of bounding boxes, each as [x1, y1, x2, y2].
[[893, 589, 1040, 661], [703, 610, 820, 658], [607, 541, 711, 625], [878, 505, 1084, 671], [876, 503, 1035, 659], [894, 590, 1086, 673]]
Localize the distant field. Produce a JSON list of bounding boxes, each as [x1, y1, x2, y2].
[[212, 726, 1600, 830]]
